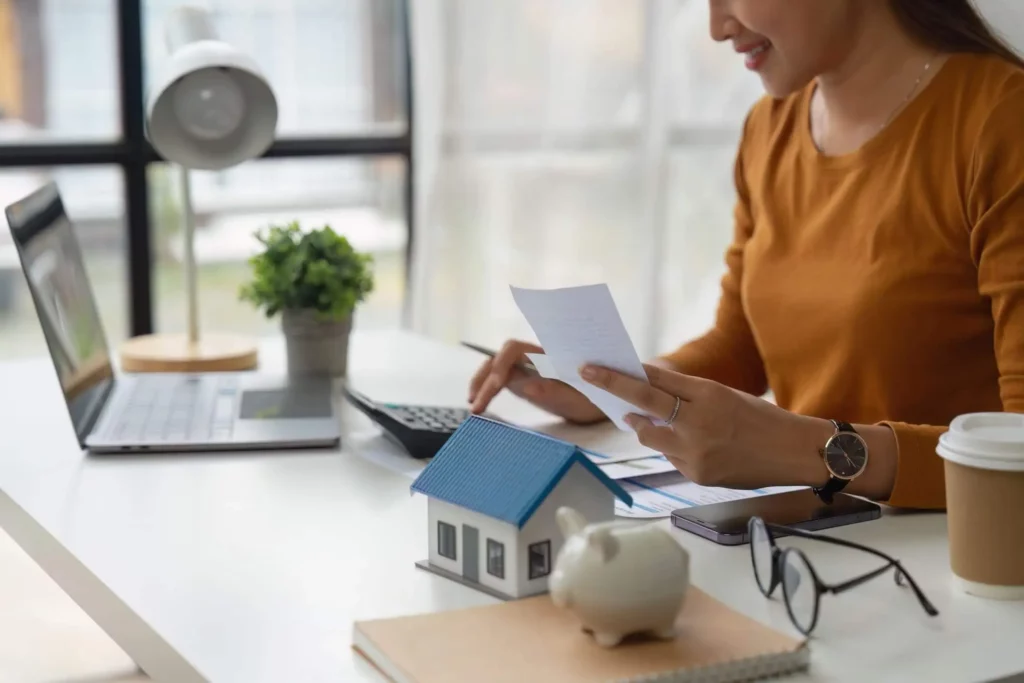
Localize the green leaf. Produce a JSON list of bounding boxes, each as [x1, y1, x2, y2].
[[238, 220, 375, 321]]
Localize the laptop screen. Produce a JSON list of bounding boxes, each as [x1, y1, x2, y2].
[[4, 183, 115, 445]]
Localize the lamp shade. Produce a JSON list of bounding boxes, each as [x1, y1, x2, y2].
[[146, 6, 277, 171]]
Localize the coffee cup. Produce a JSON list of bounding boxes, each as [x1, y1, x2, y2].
[[937, 413, 1024, 599]]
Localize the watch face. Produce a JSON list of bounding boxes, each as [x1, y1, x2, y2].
[[824, 432, 868, 479]]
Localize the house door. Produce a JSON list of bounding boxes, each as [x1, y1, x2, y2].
[[462, 524, 479, 582]]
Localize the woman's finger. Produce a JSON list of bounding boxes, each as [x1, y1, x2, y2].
[[508, 377, 600, 424], [580, 365, 679, 422], [624, 414, 680, 453], [640, 363, 706, 401], [470, 340, 540, 413], [468, 357, 495, 402]]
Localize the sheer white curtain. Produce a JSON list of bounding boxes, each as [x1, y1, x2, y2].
[[407, 0, 763, 359], [977, 0, 1024, 46]]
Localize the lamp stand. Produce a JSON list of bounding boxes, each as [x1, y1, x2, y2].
[[119, 166, 259, 373]]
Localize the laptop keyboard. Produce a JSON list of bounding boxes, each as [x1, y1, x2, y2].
[[110, 376, 238, 443]]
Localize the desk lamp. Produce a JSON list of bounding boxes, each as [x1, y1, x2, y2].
[[119, 5, 277, 372]]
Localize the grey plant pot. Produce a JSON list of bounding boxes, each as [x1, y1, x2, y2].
[[281, 308, 353, 378]]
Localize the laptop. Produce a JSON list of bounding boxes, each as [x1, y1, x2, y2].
[[4, 182, 341, 453]]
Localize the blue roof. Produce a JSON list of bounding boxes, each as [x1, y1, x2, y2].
[[410, 416, 633, 528]]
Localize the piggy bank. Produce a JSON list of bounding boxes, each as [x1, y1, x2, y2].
[[549, 506, 689, 648]]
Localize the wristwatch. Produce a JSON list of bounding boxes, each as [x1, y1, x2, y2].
[[813, 420, 869, 504]]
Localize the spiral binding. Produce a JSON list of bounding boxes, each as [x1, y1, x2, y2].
[[612, 644, 810, 683]]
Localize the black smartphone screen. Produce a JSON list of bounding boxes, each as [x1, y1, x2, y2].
[[671, 489, 881, 545]]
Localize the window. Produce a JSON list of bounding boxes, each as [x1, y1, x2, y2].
[[486, 539, 504, 579], [659, 146, 740, 350], [438, 521, 456, 560], [142, 0, 407, 137], [528, 540, 551, 580], [0, 1, 411, 341], [405, 1, 765, 360], [0, 0, 120, 142], [149, 157, 407, 337]]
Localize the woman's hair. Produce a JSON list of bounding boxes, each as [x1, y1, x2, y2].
[[889, 0, 1024, 68]]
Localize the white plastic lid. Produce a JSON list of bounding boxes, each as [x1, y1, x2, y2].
[[937, 413, 1024, 472]]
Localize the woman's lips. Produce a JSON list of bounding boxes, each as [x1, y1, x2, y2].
[[739, 40, 772, 71]]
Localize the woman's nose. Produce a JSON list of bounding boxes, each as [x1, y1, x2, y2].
[[708, 0, 739, 43]]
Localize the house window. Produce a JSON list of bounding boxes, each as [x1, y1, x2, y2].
[[438, 521, 457, 560], [486, 539, 505, 579], [528, 540, 551, 580]]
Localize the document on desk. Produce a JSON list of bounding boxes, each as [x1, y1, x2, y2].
[[615, 471, 805, 519], [598, 454, 678, 480], [512, 284, 656, 431]]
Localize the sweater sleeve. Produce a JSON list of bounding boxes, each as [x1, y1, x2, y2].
[[881, 87, 1024, 510], [659, 112, 768, 397]]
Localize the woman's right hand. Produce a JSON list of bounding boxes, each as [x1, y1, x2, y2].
[[467, 339, 606, 425]]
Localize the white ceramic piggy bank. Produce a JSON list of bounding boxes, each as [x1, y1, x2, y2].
[[549, 506, 689, 648]]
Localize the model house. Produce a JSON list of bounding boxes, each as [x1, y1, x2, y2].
[[410, 415, 633, 600]]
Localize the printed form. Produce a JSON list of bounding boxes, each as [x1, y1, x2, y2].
[[616, 471, 805, 519]]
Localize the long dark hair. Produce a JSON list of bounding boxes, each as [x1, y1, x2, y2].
[[889, 0, 1024, 68]]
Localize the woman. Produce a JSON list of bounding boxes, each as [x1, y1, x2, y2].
[[467, 0, 1024, 511]]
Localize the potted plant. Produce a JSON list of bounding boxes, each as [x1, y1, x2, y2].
[[240, 221, 374, 377]]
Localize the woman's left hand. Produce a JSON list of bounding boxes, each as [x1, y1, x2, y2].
[[579, 363, 831, 490]]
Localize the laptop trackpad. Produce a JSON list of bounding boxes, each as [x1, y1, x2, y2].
[[239, 388, 333, 420]]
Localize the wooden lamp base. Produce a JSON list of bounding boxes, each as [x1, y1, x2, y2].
[[119, 333, 259, 373]]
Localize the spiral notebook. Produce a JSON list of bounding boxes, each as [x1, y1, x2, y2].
[[352, 587, 809, 683]]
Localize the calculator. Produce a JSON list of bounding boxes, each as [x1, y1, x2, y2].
[[342, 385, 480, 459]]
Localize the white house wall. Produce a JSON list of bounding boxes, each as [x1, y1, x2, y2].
[[427, 498, 519, 597], [515, 462, 616, 598]]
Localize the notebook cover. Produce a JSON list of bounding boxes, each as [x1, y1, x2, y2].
[[352, 587, 808, 683]]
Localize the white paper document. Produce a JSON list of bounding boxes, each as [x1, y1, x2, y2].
[[525, 351, 596, 402], [597, 455, 679, 480], [615, 471, 806, 519], [512, 284, 656, 431]]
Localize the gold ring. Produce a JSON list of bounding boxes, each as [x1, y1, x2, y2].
[[667, 396, 681, 425]]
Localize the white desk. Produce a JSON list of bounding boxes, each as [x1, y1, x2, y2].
[[0, 330, 1022, 683]]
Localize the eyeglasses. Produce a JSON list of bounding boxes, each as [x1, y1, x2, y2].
[[748, 517, 939, 635]]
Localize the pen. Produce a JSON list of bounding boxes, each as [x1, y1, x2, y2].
[[460, 341, 540, 376]]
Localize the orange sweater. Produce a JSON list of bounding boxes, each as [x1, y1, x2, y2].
[[663, 53, 1024, 510]]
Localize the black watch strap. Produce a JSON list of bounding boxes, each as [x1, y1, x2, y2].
[[813, 476, 848, 504], [813, 421, 857, 504]]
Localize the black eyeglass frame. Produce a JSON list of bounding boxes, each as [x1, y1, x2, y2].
[[748, 516, 939, 635]]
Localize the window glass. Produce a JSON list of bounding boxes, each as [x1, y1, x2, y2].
[[0, 166, 126, 358], [438, 521, 457, 560], [0, 0, 120, 142], [486, 539, 504, 579], [142, 0, 407, 137], [528, 540, 551, 580], [666, 0, 763, 127], [150, 156, 406, 338], [416, 151, 652, 350], [444, 0, 643, 130], [659, 145, 740, 353]]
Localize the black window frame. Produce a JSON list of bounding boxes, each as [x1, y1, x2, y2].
[[0, 0, 415, 337], [437, 520, 457, 560], [528, 540, 551, 580], [486, 538, 504, 579]]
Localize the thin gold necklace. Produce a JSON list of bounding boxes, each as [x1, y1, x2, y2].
[[880, 54, 935, 130], [814, 53, 936, 150]]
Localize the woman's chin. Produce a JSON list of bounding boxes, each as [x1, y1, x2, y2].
[[759, 72, 812, 100]]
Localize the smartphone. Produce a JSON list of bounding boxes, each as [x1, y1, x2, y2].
[[670, 489, 881, 546]]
